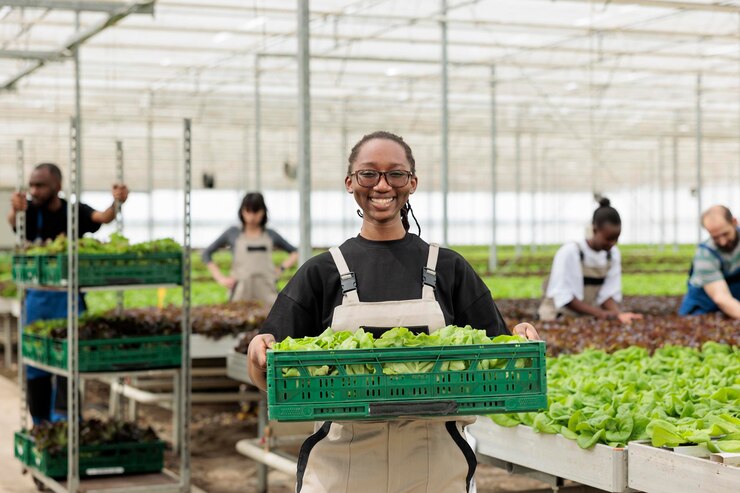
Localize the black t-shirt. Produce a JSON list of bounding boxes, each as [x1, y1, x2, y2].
[[261, 233, 508, 341], [23, 198, 100, 242]]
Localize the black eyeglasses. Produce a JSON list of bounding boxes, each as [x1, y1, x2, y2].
[[349, 169, 414, 188]]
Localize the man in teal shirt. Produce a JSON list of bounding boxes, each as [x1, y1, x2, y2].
[[679, 205, 740, 318]]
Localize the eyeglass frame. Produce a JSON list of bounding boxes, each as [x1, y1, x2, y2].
[[348, 169, 415, 188]]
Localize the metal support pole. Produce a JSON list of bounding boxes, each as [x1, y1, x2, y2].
[[16, 139, 26, 430], [74, 12, 82, 193], [673, 129, 679, 252], [530, 133, 538, 253], [297, 0, 312, 265], [658, 138, 665, 251], [695, 74, 703, 243], [68, 116, 81, 493], [147, 92, 154, 240], [181, 119, 193, 492], [515, 129, 522, 257], [341, 98, 350, 238], [115, 141, 124, 314], [488, 65, 498, 272], [440, 0, 449, 247], [254, 55, 261, 191]]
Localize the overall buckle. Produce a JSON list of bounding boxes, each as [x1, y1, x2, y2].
[[340, 272, 357, 293], [422, 267, 437, 289]]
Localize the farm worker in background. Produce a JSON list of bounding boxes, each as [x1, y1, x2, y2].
[[678, 205, 740, 318], [248, 130, 539, 493], [202, 192, 298, 306], [538, 198, 642, 323], [7, 162, 128, 424]]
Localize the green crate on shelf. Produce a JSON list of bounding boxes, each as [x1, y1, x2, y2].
[[39, 252, 182, 286], [22, 333, 181, 372], [14, 431, 165, 479], [12, 255, 41, 283], [267, 341, 547, 422], [21, 333, 50, 365]]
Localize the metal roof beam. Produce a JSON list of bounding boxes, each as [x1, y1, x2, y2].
[[164, 2, 740, 41], [551, 0, 740, 14], [0, 0, 154, 13], [1, 0, 155, 90], [0, 48, 70, 61]]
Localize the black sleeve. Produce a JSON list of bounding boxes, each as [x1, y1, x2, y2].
[[267, 229, 297, 253], [78, 203, 101, 236], [448, 251, 509, 336], [260, 253, 337, 341]]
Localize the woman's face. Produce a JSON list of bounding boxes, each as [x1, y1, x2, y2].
[[345, 139, 417, 226], [591, 223, 621, 251], [241, 208, 265, 228]]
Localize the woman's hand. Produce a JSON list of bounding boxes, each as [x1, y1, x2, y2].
[[247, 333, 275, 391], [512, 322, 540, 340], [617, 312, 643, 324], [217, 276, 237, 290]]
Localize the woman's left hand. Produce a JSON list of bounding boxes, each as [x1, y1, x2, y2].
[[512, 322, 540, 340]]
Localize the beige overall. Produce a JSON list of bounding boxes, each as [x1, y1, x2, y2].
[[230, 232, 277, 306], [538, 244, 612, 321], [295, 244, 477, 493]]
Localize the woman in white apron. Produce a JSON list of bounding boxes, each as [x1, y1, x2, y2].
[[248, 131, 539, 493], [202, 192, 298, 306], [537, 198, 642, 323]]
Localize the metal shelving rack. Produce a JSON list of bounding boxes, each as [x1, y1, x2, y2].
[[15, 119, 194, 493]]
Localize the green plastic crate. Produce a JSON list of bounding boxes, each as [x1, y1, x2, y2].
[[267, 341, 547, 421], [12, 255, 41, 283], [22, 333, 181, 372], [39, 252, 182, 286], [14, 431, 164, 479]]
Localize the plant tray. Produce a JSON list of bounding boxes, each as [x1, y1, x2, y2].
[[468, 418, 629, 492], [628, 441, 740, 493], [22, 333, 182, 372], [226, 351, 252, 384], [267, 341, 547, 422], [12, 255, 41, 284], [13, 252, 182, 287], [14, 431, 165, 479]]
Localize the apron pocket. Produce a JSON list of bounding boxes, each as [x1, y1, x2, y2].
[[445, 421, 476, 492], [296, 421, 332, 493]]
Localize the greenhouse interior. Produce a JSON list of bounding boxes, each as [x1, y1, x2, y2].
[[0, 1, 738, 493]]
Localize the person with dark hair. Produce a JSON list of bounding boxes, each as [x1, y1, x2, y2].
[[202, 192, 298, 305], [6, 162, 128, 425], [679, 205, 740, 318], [247, 131, 539, 493], [538, 197, 642, 323]]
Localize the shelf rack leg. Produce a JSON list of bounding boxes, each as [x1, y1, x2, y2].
[[2, 315, 11, 369], [257, 397, 268, 493]]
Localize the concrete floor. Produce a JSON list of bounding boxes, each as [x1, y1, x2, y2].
[[0, 373, 39, 493]]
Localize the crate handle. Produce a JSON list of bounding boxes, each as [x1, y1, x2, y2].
[[368, 400, 458, 416]]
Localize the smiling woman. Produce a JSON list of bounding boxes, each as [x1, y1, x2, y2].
[[246, 130, 539, 493]]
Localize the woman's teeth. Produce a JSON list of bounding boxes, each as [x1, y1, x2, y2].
[[370, 197, 394, 205]]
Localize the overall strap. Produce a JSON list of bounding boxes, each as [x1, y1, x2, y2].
[[329, 246, 360, 303], [577, 241, 608, 286], [697, 243, 726, 273], [422, 243, 440, 300]]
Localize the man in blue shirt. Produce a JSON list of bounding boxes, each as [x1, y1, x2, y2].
[[7, 162, 128, 422], [679, 205, 740, 319]]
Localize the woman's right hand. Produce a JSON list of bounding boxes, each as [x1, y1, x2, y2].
[[247, 333, 275, 391], [217, 276, 237, 290]]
